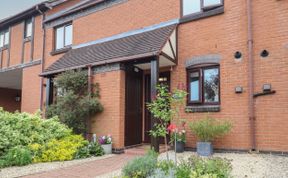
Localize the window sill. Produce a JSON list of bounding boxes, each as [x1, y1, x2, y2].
[[180, 6, 224, 24], [185, 105, 220, 113], [50, 47, 71, 56]]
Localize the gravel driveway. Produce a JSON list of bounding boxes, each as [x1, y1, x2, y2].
[[159, 151, 288, 178]]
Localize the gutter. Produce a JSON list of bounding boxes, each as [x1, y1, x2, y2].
[[247, 0, 256, 151]]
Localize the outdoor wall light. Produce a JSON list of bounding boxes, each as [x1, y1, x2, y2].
[[263, 84, 272, 92], [15, 94, 21, 102], [261, 50, 269, 58], [235, 86, 243, 94], [234, 51, 242, 59]]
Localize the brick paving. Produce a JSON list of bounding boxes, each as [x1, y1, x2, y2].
[[21, 154, 136, 178], [20, 145, 157, 178]]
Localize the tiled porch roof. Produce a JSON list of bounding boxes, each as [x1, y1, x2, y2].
[[42, 23, 177, 76]]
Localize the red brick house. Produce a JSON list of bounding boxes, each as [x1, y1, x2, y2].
[[0, 0, 287, 153]]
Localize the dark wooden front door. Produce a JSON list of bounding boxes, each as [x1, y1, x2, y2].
[[125, 67, 143, 146], [144, 72, 170, 143]]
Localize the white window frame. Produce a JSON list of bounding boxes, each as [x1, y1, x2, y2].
[[54, 23, 73, 50], [0, 29, 9, 48], [182, 0, 224, 16]]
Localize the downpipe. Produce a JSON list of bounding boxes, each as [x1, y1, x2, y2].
[[247, 0, 256, 151]]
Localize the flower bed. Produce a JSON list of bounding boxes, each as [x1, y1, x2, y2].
[[0, 108, 104, 168], [122, 150, 232, 178]]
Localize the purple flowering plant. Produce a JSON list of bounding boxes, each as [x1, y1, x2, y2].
[[98, 135, 112, 145]]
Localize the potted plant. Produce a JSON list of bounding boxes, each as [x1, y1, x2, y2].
[[98, 135, 112, 154], [168, 123, 186, 153], [189, 116, 232, 156]]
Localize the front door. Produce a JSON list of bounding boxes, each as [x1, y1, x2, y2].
[[144, 72, 170, 143], [125, 66, 143, 146]]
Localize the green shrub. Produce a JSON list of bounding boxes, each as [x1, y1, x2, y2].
[[75, 142, 104, 159], [29, 135, 88, 162], [122, 150, 158, 178], [88, 142, 104, 156], [46, 70, 103, 134], [0, 108, 71, 157], [189, 156, 232, 178], [175, 160, 193, 178], [156, 160, 175, 175], [189, 116, 232, 142], [75, 145, 90, 159], [0, 146, 32, 168]]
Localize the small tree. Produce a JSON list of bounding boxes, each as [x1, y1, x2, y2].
[[46, 70, 103, 134], [147, 84, 187, 159]]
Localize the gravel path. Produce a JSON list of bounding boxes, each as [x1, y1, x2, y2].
[[159, 151, 288, 178], [0, 154, 115, 178]]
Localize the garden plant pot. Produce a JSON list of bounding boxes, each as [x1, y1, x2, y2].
[[101, 144, 112, 154], [175, 141, 185, 153], [197, 142, 213, 156]]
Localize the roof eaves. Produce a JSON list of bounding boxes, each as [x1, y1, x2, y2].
[[40, 52, 157, 77], [0, 2, 48, 29], [44, 0, 97, 23]]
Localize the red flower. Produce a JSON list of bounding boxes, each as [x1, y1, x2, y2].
[[167, 124, 177, 132]]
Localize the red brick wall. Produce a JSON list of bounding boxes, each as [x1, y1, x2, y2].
[[174, 0, 288, 152], [91, 70, 125, 149], [39, 0, 288, 152], [252, 0, 288, 152], [0, 88, 21, 112], [21, 64, 42, 113]]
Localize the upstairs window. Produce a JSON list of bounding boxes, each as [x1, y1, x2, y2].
[[182, 0, 223, 16], [0, 29, 9, 48], [187, 65, 220, 105], [55, 24, 73, 50], [24, 18, 33, 39]]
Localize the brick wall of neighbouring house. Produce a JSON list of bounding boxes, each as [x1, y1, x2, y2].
[[90, 70, 126, 149], [174, 0, 288, 152], [0, 88, 21, 112], [252, 0, 288, 152], [21, 64, 42, 113]]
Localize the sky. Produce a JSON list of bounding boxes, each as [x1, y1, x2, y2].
[[0, 0, 46, 20]]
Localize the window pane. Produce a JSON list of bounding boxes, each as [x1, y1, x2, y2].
[[64, 25, 72, 46], [190, 72, 200, 101], [203, 0, 222, 7], [56, 27, 64, 50], [204, 68, 219, 103], [0, 33, 4, 48], [25, 19, 32, 38], [4, 31, 9, 45], [183, 0, 201, 16]]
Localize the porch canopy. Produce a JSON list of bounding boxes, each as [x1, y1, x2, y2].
[[41, 22, 177, 76]]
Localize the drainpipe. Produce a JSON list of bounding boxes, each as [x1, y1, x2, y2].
[[247, 0, 256, 151], [37, 5, 46, 113], [86, 65, 93, 140]]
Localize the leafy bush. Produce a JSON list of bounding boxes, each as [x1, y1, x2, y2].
[[29, 135, 87, 162], [0, 146, 32, 168], [189, 116, 232, 142], [75, 142, 104, 159], [122, 150, 158, 178], [46, 70, 103, 134], [147, 156, 232, 178], [0, 108, 71, 157], [189, 156, 232, 178]]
